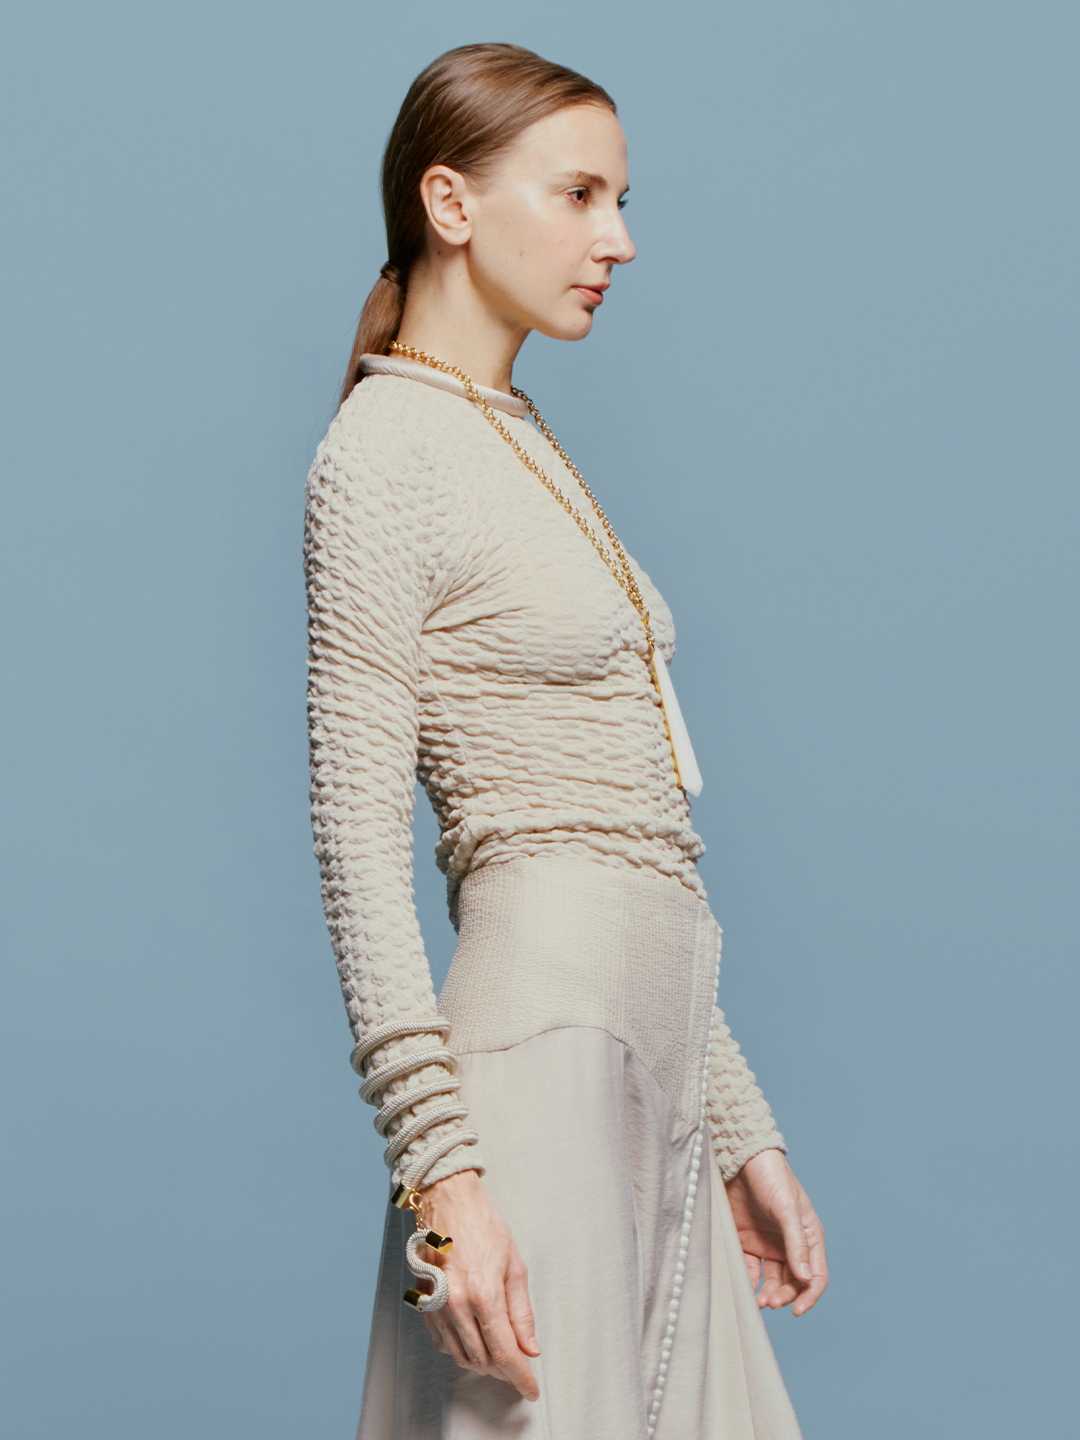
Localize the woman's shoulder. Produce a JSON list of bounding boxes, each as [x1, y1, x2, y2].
[[305, 378, 484, 586], [318, 373, 475, 470], [307, 374, 477, 510]]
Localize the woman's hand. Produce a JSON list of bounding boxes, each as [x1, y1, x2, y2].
[[416, 1169, 541, 1401], [724, 1149, 828, 1316]]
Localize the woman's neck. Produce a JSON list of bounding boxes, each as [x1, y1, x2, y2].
[[395, 251, 529, 393]]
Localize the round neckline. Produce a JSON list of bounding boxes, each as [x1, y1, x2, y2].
[[358, 354, 529, 419]]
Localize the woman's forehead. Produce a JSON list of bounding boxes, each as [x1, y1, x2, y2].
[[497, 106, 628, 183]]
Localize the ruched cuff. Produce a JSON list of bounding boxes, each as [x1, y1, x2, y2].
[[705, 1007, 786, 1182]]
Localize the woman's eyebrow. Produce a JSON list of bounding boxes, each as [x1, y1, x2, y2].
[[556, 169, 609, 189], [554, 170, 630, 201]]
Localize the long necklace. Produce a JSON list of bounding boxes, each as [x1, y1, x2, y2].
[[388, 341, 703, 796]]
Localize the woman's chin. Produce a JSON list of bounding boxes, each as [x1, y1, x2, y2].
[[536, 310, 596, 343]]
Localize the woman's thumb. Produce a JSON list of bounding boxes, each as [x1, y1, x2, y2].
[[780, 1196, 812, 1281]]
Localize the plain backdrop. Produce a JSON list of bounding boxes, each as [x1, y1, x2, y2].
[[1, 2, 1076, 1436]]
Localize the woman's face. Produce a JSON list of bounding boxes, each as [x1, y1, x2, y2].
[[456, 103, 636, 341]]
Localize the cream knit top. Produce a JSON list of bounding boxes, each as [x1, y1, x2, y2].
[[305, 356, 785, 1187]]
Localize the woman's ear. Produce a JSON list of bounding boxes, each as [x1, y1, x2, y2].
[[418, 165, 474, 249]]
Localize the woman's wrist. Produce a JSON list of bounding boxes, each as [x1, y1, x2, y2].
[[421, 1168, 485, 1201]]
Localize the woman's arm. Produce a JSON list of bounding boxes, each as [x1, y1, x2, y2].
[[305, 406, 482, 1188], [307, 407, 540, 1397]]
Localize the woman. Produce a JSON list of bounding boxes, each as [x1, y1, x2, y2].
[[306, 43, 827, 1440]]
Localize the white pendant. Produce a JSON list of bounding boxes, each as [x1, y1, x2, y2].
[[652, 655, 703, 797]]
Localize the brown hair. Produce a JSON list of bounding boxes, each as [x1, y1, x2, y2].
[[340, 43, 616, 405]]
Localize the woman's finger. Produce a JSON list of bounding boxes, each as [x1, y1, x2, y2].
[[426, 1312, 466, 1365], [418, 1276, 465, 1363], [470, 1278, 540, 1402], [792, 1218, 829, 1316], [445, 1302, 493, 1370], [743, 1250, 763, 1292], [505, 1255, 541, 1358], [755, 1256, 776, 1307], [443, 1273, 495, 1369], [437, 1315, 476, 1369], [757, 1257, 787, 1308], [460, 1278, 541, 1399], [770, 1265, 801, 1310]]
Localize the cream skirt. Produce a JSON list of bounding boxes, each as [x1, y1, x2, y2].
[[357, 859, 802, 1440]]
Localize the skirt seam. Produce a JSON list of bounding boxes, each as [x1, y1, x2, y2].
[[442, 1022, 704, 1128]]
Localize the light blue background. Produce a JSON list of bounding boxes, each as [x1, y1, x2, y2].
[[1, 2, 1076, 1436]]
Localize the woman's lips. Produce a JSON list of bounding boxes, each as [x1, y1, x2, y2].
[[573, 285, 605, 306]]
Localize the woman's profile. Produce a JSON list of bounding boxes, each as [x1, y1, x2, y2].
[[305, 42, 827, 1438]]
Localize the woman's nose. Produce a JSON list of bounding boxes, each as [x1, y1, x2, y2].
[[600, 214, 636, 266]]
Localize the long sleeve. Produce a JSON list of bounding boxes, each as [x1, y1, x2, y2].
[[705, 1008, 787, 1181], [305, 406, 484, 1188]]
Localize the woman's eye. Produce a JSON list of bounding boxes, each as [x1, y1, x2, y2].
[[617, 198, 628, 211], [569, 188, 588, 204]]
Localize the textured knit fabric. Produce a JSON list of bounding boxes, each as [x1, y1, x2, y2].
[[707, 1010, 786, 1181], [304, 356, 785, 1185]]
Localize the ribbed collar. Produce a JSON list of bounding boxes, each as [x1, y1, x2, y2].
[[359, 353, 529, 419]]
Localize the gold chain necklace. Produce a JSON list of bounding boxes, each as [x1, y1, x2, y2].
[[388, 341, 694, 792]]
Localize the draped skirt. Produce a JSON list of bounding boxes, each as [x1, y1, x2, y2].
[[356, 858, 801, 1440]]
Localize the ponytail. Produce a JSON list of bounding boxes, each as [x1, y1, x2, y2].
[[340, 263, 406, 406]]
